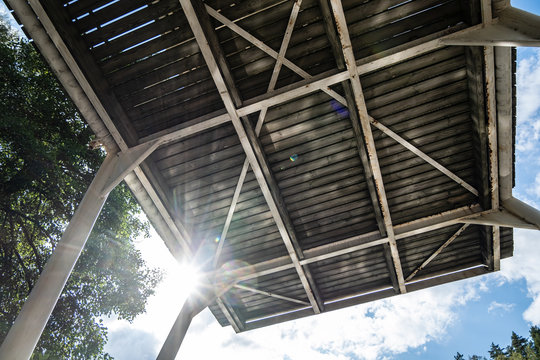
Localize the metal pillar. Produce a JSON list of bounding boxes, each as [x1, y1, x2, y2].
[[156, 287, 218, 360], [156, 299, 196, 360], [0, 154, 118, 360]]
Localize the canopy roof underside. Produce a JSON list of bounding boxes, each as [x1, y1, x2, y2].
[[8, 0, 520, 331]]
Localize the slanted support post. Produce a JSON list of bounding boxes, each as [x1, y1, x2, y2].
[[157, 277, 236, 360], [0, 154, 117, 360], [156, 300, 194, 360], [156, 291, 217, 360], [0, 141, 159, 360]]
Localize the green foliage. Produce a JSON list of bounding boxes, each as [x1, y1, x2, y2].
[[0, 18, 161, 359], [455, 326, 540, 360]]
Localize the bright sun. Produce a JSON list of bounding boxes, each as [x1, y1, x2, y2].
[[176, 263, 201, 296]]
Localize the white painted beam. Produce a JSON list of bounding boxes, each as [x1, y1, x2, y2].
[[179, 0, 322, 314], [205, 4, 347, 105], [100, 139, 162, 196], [495, 47, 513, 200], [370, 118, 479, 196], [406, 224, 470, 282], [156, 278, 234, 360], [13, 0, 193, 260], [214, 0, 303, 267], [460, 209, 540, 230], [329, 0, 406, 293], [234, 284, 311, 306], [503, 197, 540, 230], [211, 205, 485, 283], [139, 26, 472, 147], [440, 20, 540, 47], [482, 0, 501, 271]]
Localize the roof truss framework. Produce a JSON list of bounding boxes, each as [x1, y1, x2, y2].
[[4, 0, 540, 358]]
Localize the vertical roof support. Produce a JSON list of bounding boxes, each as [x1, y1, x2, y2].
[[329, 0, 406, 293], [179, 0, 324, 314], [157, 278, 235, 360]]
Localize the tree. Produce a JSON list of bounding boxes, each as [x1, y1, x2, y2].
[[455, 326, 540, 360], [0, 18, 161, 359]]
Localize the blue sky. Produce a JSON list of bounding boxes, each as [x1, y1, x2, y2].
[[2, 1, 540, 359]]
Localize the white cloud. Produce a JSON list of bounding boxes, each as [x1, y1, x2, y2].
[[487, 301, 515, 314], [499, 229, 540, 325], [531, 173, 540, 199], [176, 279, 485, 360], [516, 48, 540, 153]]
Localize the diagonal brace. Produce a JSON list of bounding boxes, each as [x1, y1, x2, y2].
[[179, 0, 323, 314], [369, 118, 479, 196], [406, 224, 470, 282]]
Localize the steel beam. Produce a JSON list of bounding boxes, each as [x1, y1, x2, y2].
[[205, 4, 346, 105], [244, 265, 489, 331], [156, 300, 194, 360], [179, 0, 323, 314], [214, 205, 484, 285], [503, 197, 540, 229], [495, 46, 514, 200], [100, 140, 162, 196], [214, 0, 303, 266], [329, 0, 406, 293], [138, 25, 470, 146], [317, 0, 399, 293], [482, 0, 501, 271], [440, 6, 540, 47], [369, 118, 479, 196], [406, 224, 470, 281], [460, 209, 540, 230], [156, 279, 234, 360], [234, 284, 310, 306], [440, 19, 540, 47], [16, 0, 193, 259]]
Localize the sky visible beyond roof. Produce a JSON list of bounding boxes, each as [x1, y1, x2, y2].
[[2, 1, 540, 359]]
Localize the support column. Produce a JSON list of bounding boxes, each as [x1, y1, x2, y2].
[[156, 300, 195, 360], [156, 283, 220, 360], [0, 154, 117, 360]]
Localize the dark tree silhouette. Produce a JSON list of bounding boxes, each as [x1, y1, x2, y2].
[[456, 326, 540, 360]]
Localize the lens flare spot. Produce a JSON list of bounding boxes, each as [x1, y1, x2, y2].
[[215, 236, 220, 243], [331, 99, 349, 119], [289, 154, 298, 162]]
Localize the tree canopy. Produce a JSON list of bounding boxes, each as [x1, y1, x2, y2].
[[455, 326, 540, 360], [0, 18, 161, 359]]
